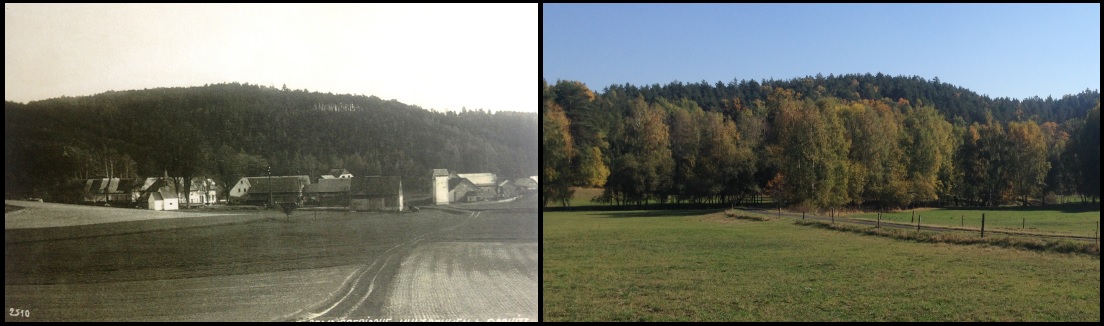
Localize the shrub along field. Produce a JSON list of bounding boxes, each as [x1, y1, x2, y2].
[[847, 205, 1100, 237], [545, 187, 609, 208], [543, 209, 1100, 321]]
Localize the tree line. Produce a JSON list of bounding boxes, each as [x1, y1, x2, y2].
[[542, 76, 1100, 210], [5, 82, 537, 204]]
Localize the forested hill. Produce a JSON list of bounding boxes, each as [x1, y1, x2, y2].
[[542, 74, 1099, 210], [599, 73, 1098, 125], [5, 82, 537, 201]]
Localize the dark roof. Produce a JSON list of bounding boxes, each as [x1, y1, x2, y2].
[[448, 177, 478, 190], [91, 179, 107, 193], [115, 179, 137, 193], [353, 176, 402, 197], [514, 177, 537, 187], [159, 189, 177, 199], [247, 176, 308, 193], [309, 178, 351, 193], [140, 178, 177, 193], [432, 169, 450, 177]]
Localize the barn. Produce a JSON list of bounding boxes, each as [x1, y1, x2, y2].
[[241, 176, 310, 207], [498, 179, 519, 198], [351, 176, 403, 211], [448, 178, 481, 203], [456, 173, 498, 201], [305, 178, 351, 207], [82, 178, 136, 205]]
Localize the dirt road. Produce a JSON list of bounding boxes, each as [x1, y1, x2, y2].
[[4, 197, 537, 322]]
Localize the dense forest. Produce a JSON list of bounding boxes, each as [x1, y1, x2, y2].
[[5, 82, 537, 203], [543, 73, 1100, 210]]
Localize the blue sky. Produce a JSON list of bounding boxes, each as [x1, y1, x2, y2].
[[543, 4, 1100, 100]]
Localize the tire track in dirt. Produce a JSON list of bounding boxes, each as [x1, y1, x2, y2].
[[292, 210, 483, 321]]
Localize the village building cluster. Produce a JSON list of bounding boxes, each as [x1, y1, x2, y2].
[[79, 168, 536, 211]]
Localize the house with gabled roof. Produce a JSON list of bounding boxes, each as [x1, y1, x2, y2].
[[448, 177, 481, 203], [148, 188, 178, 211], [456, 173, 498, 201]]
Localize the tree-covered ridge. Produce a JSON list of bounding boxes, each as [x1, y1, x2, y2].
[[5, 82, 537, 202], [542, 76, 1100, 210], [600, 73, 1099, 125]]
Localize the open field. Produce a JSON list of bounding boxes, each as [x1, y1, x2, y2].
[[543, 209, 1100, 321], [847, 205, 1100, 237], [6, 198, 536, 322]]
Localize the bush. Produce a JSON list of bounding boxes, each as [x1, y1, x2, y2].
[[724, 210, 771, 221]]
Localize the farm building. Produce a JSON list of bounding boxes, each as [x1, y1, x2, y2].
[[432, 169, 451, 205], [351, 176, 403, 211], [136, 177, 179, 209], [448, 177, 481, 203], [498, 179, 520, 198], [147, 189, 179, 211], [456, 173, 499, 201], [321, 169, 353, 179], [81, 178, 137, 205], [237, 176, 311, 207], [305, 178, 351, 207], [514, 177, 538, 191]]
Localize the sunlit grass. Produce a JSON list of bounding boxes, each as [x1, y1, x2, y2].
[[847, 206, 1100, 237], [543, 210, 1101, 321]]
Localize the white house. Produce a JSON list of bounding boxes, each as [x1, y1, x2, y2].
[[148, 189, 178, 211], [229, 177, 251, 204]]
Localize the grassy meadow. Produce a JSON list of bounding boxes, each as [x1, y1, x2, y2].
[[543, 209, 1101, 321], [847, 206, 1100, 237]]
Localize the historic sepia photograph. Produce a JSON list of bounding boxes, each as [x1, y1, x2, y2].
[[5, 3, 537, 322]]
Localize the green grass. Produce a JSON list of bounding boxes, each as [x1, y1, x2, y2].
[[543, 209, 1101, 321], [793, 220, 1099, 256], [848, 206, 1100, 237]]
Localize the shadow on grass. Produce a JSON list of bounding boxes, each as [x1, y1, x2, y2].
[[591, 209, 721, 219], [947, 202, 1099, 214]]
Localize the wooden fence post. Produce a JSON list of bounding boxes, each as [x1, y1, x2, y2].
[[917, 214, 921, 232], [912, 210, 915, 223], [981, 213, 986, 238], [960, 214, 963, 227], [1022, 218, 1025, 229], [877, 212, 881, 228]]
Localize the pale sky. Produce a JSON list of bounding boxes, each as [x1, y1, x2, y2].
[[5, 3, 537, 113]]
